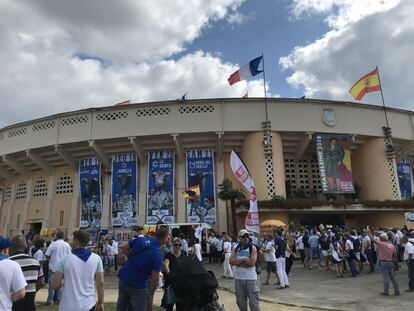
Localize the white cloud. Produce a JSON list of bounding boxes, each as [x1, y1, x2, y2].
[[0, 0, 266, 127], [281, 0, 414, 110]]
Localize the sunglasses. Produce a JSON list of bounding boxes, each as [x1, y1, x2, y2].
[[174, 243, 181, 246], [241, 235, 249, 238]]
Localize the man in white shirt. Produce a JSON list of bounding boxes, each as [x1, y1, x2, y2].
[[53, 230, 104, 311], [401, 236, 414, 292], [261, 233, 276, 285], [0, 236, 27, 311], [108, 237, 119, 272], [45, 231, 71, 305]]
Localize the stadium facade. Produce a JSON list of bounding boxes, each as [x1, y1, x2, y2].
[[0, 98, 413, 237]]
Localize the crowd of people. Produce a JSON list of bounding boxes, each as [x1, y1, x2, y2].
[[0, 223, 413, 311]]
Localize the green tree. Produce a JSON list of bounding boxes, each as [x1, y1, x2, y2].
[[218, 178, 245, 237]]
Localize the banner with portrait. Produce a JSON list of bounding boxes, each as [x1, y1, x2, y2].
[[79, 157, 102, 229], [186, 149, 216, 224], [397, 159, 412, 200], [315, 134, 355, 193], [147, 150, 175, 224], [111, 153, 138, 227]]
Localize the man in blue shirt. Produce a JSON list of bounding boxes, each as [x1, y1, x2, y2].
[[308, 231, 320, 269], [116, 227, 169, 311]]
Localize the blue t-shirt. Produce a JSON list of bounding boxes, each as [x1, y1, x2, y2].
[[118, 237, 162, 289], [309, 235, 320, 248]]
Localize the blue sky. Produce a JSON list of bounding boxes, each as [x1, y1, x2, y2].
[[187, 0, 329, 98], [0, 0, 412, 127]]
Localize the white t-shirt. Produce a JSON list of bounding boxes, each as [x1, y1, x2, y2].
[[194, 243, 202, 262], [108, 241, 118, 256], [223, 241, 232, 253], [296, 236, 304, 250], [345, 239, 354, 251], [45, 239, 72, 272], [264, 241, 276, 262], [403, 242, 414, 261], [33, 249, 46, 261], [56, 252, 103, 311], [0, 258, 27, 311]]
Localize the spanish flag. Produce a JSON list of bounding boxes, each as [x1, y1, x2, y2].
[[349, 69, 381, 100], [183, 185, 200, 199]]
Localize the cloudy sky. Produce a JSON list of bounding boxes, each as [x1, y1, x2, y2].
[[0, 0, 412, 127]]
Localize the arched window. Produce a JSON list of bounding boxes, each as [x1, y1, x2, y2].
[[16, 182, 27, 200], [33, 177, 48, 197], [56, 174, 74, 194]]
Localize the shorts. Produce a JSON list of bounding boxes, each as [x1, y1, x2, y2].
[[311, 247, 319, 259], [266, 261, 276, 273]]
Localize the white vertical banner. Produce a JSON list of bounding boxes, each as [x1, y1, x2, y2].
[[230, 150, 260, 233]]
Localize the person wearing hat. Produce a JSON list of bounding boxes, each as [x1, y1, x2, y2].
[[369, 231, 400, 296], [0, 236, 27, 311], [9, 235, 45, 311], [229, 229, 259, 311]]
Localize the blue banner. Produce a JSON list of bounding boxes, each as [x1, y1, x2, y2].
[[147, 150, 175, 224], [398, 159, 412, 200], [186, 149, 216, 224], [79, 157, 102, 229], [111, 153, 138, 227]]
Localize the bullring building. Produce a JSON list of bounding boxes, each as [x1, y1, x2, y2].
[[0, 98, 413, 237]]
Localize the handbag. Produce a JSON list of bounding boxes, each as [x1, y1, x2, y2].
[[161, 286, 176, 305]]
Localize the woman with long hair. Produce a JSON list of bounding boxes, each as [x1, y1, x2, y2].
[[162, 237, 185, 311]]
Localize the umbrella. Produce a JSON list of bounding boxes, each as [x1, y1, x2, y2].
[[260, 219, 286, 227]]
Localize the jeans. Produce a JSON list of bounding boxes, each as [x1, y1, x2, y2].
[[407, 261, 414, 290], [365, 249, 375, 272], [116, 281, 148, 311], [380, 261, 400, 294], [47, 270, 60, 304], [346, 253, 358, 276]]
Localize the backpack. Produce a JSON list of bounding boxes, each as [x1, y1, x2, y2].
[[351, 237, 361, 252], [235, 242, 261, 275]]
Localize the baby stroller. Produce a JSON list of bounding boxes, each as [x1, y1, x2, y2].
[[168, 256, 225, 311]]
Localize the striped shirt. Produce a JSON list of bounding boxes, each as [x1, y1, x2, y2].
[[9, 254, 43, 293]]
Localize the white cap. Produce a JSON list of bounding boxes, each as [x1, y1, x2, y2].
[[238, 229, 250, 238]]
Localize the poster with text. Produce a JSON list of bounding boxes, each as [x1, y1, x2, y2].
[[79, 157, 102, 229], [111, 153, 138, 227], [147, 150, 175, 224], [397, 159, 412, 200], [186, 149, 216, 224], [315, 134, 354, 193]]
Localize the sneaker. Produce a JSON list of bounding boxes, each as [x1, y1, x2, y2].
[[379, 292, 389, 296], [262, 282, 269, 285], [395, 292, 400, 296], [285, 285, 290, 288], [277, 286, 285, 290], [404, 289, 414, 292]]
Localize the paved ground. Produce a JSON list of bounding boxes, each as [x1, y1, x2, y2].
[[205, 260, 413, 311], [35, 260, 413, 311]]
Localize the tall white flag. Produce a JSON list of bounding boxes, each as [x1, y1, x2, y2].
[[230, 150, 260, 233]]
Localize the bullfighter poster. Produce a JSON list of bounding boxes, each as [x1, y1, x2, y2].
[[186, 149, 216, 224], [79, 157, 102, 229], [111, 153, 138, 227], [397, 159, 412, 200], [147, 150, 175, 224], [315, 134, 355, 193]]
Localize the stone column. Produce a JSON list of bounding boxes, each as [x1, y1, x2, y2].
[[67, 171, 80, 236], [272, 131, 286, 197], [216, 159, 227, 233], [42, 175, 55, 228], [21, 177, 33, 230], [138, 161, 147, 225], [351, 137, 400, 200], [176, 160, 186, 223]]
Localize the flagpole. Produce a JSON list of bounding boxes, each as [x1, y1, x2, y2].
[[376, 65, 389, 128], [262, 53, 268, 122]]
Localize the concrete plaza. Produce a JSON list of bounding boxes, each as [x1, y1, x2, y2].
[[204, 261, 413, 311]]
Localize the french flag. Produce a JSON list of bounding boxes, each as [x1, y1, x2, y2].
[[228, 56, 263, 86]]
